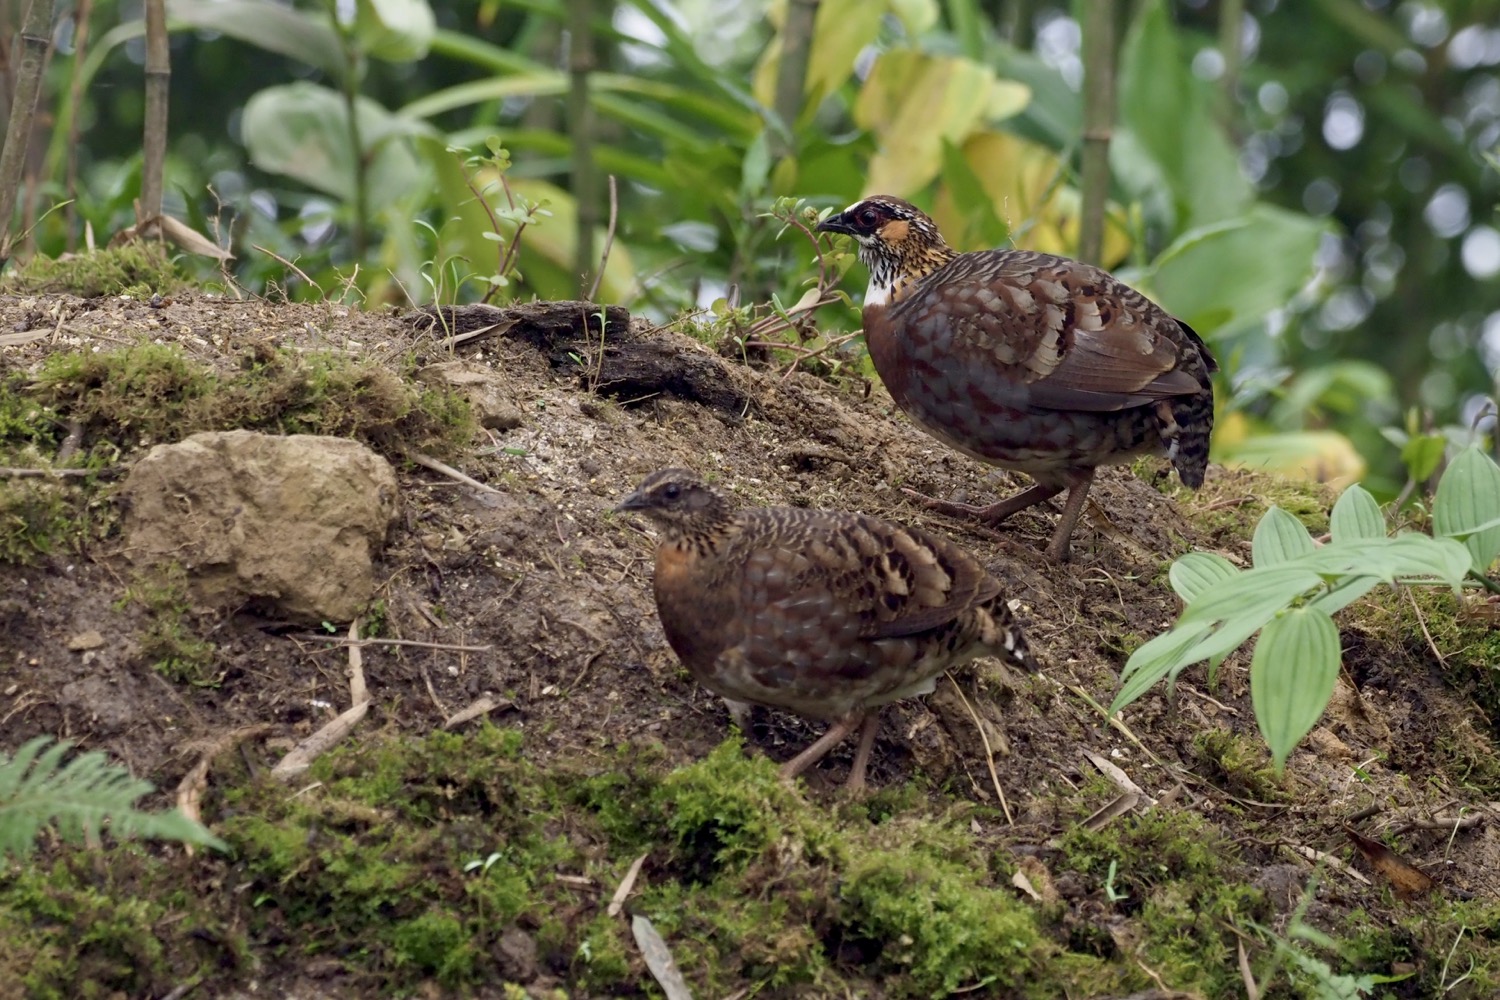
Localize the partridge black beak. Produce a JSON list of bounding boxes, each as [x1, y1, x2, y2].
[[611, 490, 650, 514], [816, 212, 857, 237]]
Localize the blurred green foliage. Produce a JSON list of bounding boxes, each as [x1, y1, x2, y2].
[[5, 0, 1498, 491]]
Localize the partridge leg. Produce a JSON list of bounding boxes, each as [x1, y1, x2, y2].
[[1044, 468, 1097, 564], [900, 481, 1063, 524], [844, 712, 884, 793], [778, 714, 863, 781], [723, 697, 754, 731]]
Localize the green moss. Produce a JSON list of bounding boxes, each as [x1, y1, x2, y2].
[[389, 909, 476, 984], [29, 342, 475, 462], [119, 565, 217, 685], [5, 243, 185, 298], [837, 844, 1044, 995], [1179, 468, 1334, 544], [1190, 728, 1291, 802], [1056, 807, 1272, 997], [0, 479, 73, 565], [656, 739, 826, 876], [0, 849, 241, 999], [5, 721, 1387, 998], [0, 379, 120, 564]]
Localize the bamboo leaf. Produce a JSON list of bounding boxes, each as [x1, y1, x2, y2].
[[1251, 608, 1341, 772], [1252, 506, 1316, 567], [1433, 446, 1500, 572], [1329, 484, 1385, 542]]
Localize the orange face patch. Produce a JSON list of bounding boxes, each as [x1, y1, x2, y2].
[[879, 219, 910, 244], [654, 542, 695, 589]]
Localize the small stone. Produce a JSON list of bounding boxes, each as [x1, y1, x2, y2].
[[494, 927, 538, 982], [67, 629, 106, 651]]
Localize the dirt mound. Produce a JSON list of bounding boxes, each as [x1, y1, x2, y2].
[[2, 291, 1499, 998]]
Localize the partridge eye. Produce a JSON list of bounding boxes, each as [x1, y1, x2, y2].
[[858, 207, 880, 227], [662, 483, 682, 501]]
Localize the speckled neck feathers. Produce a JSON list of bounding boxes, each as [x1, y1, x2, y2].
[[862, 229, 957, 308]]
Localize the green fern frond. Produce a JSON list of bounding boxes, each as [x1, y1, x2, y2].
[[0, 735, 227, 859]]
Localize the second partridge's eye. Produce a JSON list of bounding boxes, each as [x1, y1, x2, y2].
[[858, 206, 880, 227], [662, 483, 682, 501]]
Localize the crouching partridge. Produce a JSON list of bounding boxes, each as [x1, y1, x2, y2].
[[614, 469, 1035, 790], [817, 196, 1217, 562]]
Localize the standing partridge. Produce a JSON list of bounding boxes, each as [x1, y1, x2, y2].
[[614, 469, 1035, 791], [817, 196, 1217, 562]]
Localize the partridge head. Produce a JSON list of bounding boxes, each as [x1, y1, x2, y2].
[[615, 468, 1035, 791], [818, 196, 1217, 562]]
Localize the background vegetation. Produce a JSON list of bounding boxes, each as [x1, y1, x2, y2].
[[2, 0, 1497, 490]]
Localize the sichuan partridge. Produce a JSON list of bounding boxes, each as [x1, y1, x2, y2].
[[817, 196, 1217, 562], [614, 469, 1035, 790]]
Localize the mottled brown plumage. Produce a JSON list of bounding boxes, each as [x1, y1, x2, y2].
[[817, 196, 1217, 562], [614, 469, 1035, 790]]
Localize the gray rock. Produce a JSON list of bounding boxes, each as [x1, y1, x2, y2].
[[121, 430, 399, 622]]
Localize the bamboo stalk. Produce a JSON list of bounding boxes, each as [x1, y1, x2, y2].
[[0, 0, 57, 263], [1006, 0, 1035, 49], [568, 0, 596, 296], [1218, 0, 1244, 130], [771, 0, 818, 155], [63, 0, 93, 249], [330, 7, 368, 261], [140, 0, 168, 228], [1077, 0, 1115, 266]]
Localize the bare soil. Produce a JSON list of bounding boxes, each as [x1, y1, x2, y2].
[[2, 290, 1499, 999]]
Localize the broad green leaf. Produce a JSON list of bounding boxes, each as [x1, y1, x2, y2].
[[741, 131, 772, 197], [1168, 551, 1238, 602], [356, 0, 435, 62], [936, 138, 1009, 249], [889, 0, 939, 35], [1252, 506, 1316, 567], [1269, 360, 1394, 430], [1181, 566, 1323, 627], [1400, 433, 1447, 483], [1433, 447, 1500, 572], [930, 130, 1131, 262], [1251, 607, 1341, 772], [1292, 535, 1471, 587], [1142, 207, 1330, 337], [1111, 620, 1213, 712], [854, 51, 1029, 196], [1307, 575, 1382, 616], [1179, 603, 1288, 670], [242, 83, 428, 205], [1329, 485, 1385, 542], [167, 0, 344, 77], [1117, 0, 1249, 229]]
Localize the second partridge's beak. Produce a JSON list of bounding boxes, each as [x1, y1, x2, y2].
[[611, 489, 650, 514], [816, 212, 857, 237]]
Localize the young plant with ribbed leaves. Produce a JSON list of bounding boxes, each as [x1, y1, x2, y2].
[[1112, 446, 1500, 771]]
